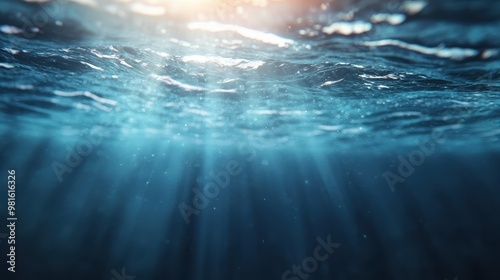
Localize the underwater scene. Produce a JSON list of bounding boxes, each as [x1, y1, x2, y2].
[[0, 0, 499, 279]]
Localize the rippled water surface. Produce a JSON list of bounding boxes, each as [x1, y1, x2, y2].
[[1, 0, 499, 150]]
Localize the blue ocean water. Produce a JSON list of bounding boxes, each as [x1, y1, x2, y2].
[[0, 0, 499, 279]]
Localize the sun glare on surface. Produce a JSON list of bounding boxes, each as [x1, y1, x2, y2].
[[127, 0, 280, 19], [128, 0, 235, 18]]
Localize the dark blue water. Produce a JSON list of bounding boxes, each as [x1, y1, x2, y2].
[[1, 0, 500, 279]]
